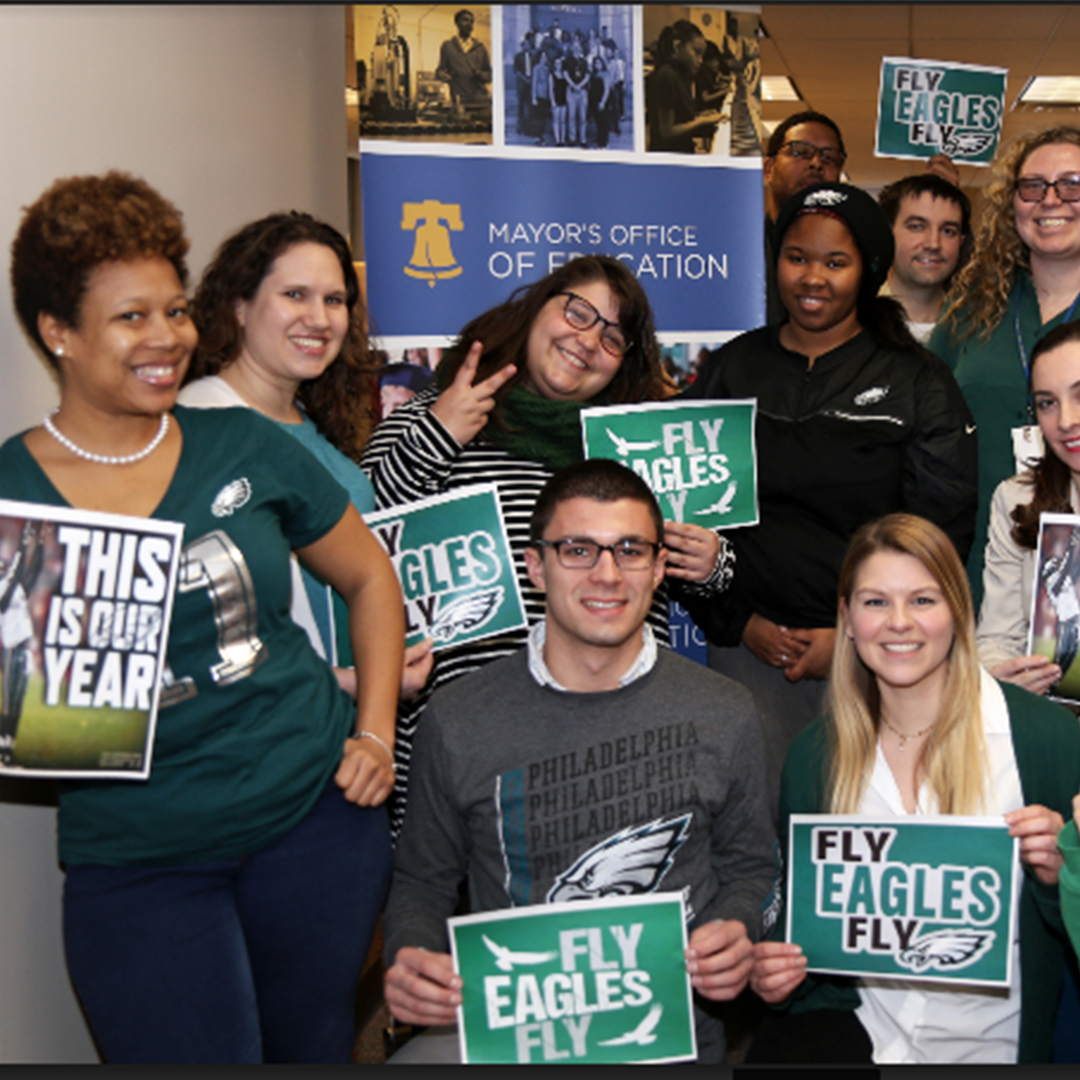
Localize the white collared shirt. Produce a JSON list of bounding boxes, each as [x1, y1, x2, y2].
[[526, 620, 657, 691], [855, 668, 1024, 1063]]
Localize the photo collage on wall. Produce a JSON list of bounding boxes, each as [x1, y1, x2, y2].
[[354, 3, 766, 411]]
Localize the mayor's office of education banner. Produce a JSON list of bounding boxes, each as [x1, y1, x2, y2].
[[364, 484, 526, 650], [786, 815, 1018, 987], [449, 893, 695, 1064], [357, 4, 767, 352], [0, 499, 184, 779]]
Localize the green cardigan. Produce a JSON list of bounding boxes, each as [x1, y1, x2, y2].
[[776, 680, 1080, 1064]]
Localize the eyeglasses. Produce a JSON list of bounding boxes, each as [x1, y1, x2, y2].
[[1015, 176, 1080, 203], [557, 292, 630, 358], [780, 140, 847, 170], [531, 538, 662, 570]]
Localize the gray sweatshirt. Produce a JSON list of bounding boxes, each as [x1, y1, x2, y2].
[[385, 647, 779, 962]]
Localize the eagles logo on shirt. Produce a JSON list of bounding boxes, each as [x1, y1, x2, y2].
[[211, 478, 252, 518]]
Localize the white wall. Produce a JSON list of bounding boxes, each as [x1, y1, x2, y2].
[[0, 5, 347, 1061]]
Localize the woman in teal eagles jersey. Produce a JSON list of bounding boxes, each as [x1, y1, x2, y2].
[[180, 212, 432, 694], [3, 173, 405, 1062]]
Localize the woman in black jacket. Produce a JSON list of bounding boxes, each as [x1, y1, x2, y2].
[[684, 182, 977, 821]]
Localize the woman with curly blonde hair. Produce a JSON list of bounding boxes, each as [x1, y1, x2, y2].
[[748, 513, 1080, 1065], [931, 126, 1080, 608]]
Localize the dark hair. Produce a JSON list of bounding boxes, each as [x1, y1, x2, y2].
[[10, 171, 189, 370], [186, 212, 376, 458], [765, 110, 845, 159], [878, 174, 973, 286], [530, 459, 664, 544], [1011, 321, 1080, 549], [655, 20, 703, 66], [454, 9, 473, 29], [436, 255, 666, 428]]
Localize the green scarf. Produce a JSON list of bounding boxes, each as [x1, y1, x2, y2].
[[486, 385, 597, 472]]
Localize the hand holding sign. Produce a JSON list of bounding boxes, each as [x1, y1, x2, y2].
[[1006, 804, 1065, 885], [749, 941, 807, 1003], [684, 918, 754, 1001], [385, 946, 462, 1027], [663, 521, 721, 582], [431, 341, 517, 446]]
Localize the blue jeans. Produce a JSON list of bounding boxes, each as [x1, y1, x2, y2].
[[63, 780, 392, 1063]]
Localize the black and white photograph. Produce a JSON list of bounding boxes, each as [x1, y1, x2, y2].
[[502, 4, 634, 150]]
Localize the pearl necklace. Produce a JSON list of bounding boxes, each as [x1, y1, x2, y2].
[[43, 408, 169, 466], [880, 713, 936, 751]]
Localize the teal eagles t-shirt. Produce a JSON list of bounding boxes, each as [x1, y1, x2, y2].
[[0, 406, 355, 865]]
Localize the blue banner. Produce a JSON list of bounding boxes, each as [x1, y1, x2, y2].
[[360, 147, 764, 339]]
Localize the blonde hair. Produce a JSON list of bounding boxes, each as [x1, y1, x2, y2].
[[941, 125, 1080, 343], [827, 514, 986, 815]]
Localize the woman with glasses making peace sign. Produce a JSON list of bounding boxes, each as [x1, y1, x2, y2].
[[931, 127, 1080, 611], [362, 256, 732, 835]]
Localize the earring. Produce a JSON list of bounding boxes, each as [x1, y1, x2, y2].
[[55, 347, 64, 357]]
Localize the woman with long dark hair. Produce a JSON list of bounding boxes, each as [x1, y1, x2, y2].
[[362, 255, 731, 834], [977, 320, 1080, 694]]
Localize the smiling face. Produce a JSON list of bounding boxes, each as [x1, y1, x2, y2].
[[777, 212, 863, 341], [1014, 142, 1080, 264], [49, 256, 195, 415], [234, 242, 349, 395], [524, 496, 666, 677], [1032, 339, 1080, 482], [523, 277, 624, 402], [842, 550, 955, 696], [890, 190, 964, 290]]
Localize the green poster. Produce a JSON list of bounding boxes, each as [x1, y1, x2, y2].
[[364, 483, 526, 650], [0, 498, 184, 779], [449, 893, 695, 1064], [876, 57, 1007, 166], [580, 400, 758, 529], [787, 815, 1017, 987]]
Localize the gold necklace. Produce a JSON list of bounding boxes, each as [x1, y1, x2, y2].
[[879, 713, 936, 751]]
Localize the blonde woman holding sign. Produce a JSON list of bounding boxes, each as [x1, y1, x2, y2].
[[748, 513, 1080, 1064]]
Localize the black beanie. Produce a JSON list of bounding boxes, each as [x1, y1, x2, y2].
[[773, 181, 895, 298]]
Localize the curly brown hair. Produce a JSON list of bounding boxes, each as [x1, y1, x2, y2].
[[186, 212, 377, 459], [941, 126, 1080, 344], [10, 171, 189, 370], [435, 255, 666, 428]]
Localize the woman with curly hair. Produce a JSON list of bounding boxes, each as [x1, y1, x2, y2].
[[749, 513, 1080, 1064], [931, 126, 1080, 608], [362, 255, 732, 835], [3, 173, 404, 1061], [179, 213, 428, 690]]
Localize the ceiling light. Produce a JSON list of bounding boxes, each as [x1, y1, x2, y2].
[[1019, 76, 1080, 104], [761, 76, 800, 102]]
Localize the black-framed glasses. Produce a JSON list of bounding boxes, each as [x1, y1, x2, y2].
[[1016, 175, 1080, 203], [532, 537, 662, 570], [557, 292, 630, 358], [780, 140, 847, 170]]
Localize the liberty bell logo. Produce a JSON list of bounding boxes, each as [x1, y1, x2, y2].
[[402, 200, 463, 287]]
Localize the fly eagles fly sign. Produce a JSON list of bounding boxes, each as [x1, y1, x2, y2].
[[876, 57, 1007, 166], [364, 484, 525, 650], [787, 815, 1018, 987], [449, 894, 695, 1065], [581, 400, 757, 529]]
